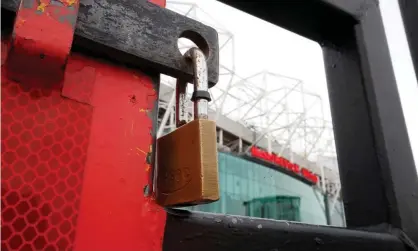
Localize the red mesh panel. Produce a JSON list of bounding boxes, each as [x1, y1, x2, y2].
[[2, 33, 165, 250], [1, 79, 92, 250]]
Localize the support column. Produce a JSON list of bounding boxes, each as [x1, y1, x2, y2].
[[267, 133, 272, 154], [238, 138, 243, 153]]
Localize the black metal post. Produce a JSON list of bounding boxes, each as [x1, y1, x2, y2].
[[398, 0, 418, 84], [215, 1, 418, 243], [324, 193, 331, 225]]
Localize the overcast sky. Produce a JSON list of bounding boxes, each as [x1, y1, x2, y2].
[[380, 0, 418, 172], [168, 0, 418, 172]]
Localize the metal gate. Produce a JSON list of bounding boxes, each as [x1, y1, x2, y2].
[[1, 0, 417, 250]]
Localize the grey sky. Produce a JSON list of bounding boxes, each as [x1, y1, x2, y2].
[[380, 0, 418, 172]]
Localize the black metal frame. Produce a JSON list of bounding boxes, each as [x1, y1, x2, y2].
[[162, 0, 418, 250], [398, 0, 418, 84], [163, 209, 410, 251]]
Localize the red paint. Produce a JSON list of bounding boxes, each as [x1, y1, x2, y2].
[[71, 54, 165, 251], [2, 29, 165, 251], [2, 41, 91, 251], [148, 0, 166, 7], [6, 0, 79, 83], [250, 147, 319, 184]]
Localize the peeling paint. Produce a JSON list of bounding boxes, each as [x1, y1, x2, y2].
[[63, 0, 77, 6], [36, 2, 48, 12]]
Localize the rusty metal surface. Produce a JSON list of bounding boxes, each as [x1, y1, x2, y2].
[[156, 119, 219, 207], [1, 0, 220, 87]]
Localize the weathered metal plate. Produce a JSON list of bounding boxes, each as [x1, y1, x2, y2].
[[2, 0, 220, 87]]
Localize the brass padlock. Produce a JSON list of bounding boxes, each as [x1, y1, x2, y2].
[[155, 48, 219, 207]]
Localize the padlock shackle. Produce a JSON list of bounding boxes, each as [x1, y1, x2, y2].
[[175, 48, 211, 127], [185, 48, 210, 120]]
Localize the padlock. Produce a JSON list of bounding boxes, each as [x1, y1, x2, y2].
[[155, 48, 219, 207]]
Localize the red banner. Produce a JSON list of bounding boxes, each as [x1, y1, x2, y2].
[[250, 147, 319, 184]]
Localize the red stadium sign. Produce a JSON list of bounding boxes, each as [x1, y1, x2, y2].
[[250, 147, 319, 184]]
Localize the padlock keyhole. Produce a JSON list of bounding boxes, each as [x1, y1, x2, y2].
[[177, 30, 209, 59]]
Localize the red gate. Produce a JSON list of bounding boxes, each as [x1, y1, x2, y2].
[[2, 0, 167, 250]]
